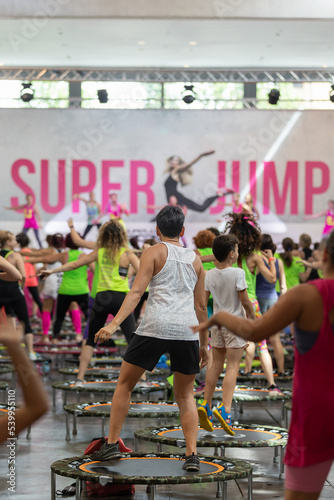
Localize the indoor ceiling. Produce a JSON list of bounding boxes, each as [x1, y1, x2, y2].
[[0, 18, 333, 70]]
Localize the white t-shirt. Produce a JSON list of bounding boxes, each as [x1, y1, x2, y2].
[[205, 266, 247, 317]]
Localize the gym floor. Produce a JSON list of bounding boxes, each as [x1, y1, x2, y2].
[[0, 360, 334, 499]]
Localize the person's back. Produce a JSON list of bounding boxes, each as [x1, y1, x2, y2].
[[206, 266, 246, 317], [136, 242, 198, 340]]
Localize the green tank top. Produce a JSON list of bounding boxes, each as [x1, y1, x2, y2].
[[233, 256, 256, 300], [281, 255, 304, 290], [58, 249, 89, 295], [97, 247, 129, 294], [198, 248, 215, 271]]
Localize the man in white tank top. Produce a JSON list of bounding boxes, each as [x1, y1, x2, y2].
[[92, 206, 209, 472]]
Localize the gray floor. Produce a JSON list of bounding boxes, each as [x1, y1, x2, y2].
[[1, 358, 334, 500]]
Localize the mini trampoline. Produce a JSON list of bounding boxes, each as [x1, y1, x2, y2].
[[0, 403, 32, 439], [64, 356, 124, 367], [195, 385, 292, 425], [58, 366, 169, 381], [283, 401, 292, 428], [52, 380, 168, 412], [63, 400, 180, 440], [0, 365, 15, 387], [51, 452, 253, 500], [34, 346, 118, 368], [135, 423, 288, 479], [236, 370, 293, 384]]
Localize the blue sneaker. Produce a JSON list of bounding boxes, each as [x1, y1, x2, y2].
[[197, 400, 213, 432], [213, 404, 235, 436]]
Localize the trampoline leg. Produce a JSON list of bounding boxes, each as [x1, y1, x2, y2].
[[150, 484, 157, 500], [26, 425, 31, 440], [52, 388, 56, 413], [279, 446, 285, 480], [102, 416, 105, 436], [63, 390, 67, 406], [239, 401, 244, 414], [75, 478, 81, 500], [76, 391, 80, 403], [281, 401, 285, 427], [73, 415, 77, 435], [248, 470, 253, 500], [216, 481, 223, 498], [65, 413, 70, 441], [233, 400, 237, 420], [51, 471, 56, 500], [134, 435, 139, 452], [273, 446, 279, 463], [220, 446, 225, 457]]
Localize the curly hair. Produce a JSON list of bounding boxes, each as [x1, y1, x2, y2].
[[224, 212, 261, 257], [193, 229, 216, 249], [97, 220, 128, 263]]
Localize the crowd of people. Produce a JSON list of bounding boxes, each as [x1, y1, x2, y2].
[[1, 189, 334, 499]]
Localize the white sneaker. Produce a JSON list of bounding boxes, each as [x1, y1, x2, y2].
[[29, 352, 38, 361], [74, 379, 84, 388]]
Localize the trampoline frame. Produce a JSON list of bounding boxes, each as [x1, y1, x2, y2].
[[51, 452, 253, 500]]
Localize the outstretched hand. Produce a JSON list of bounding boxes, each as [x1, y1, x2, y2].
[[201, 150, 215, 157], [38, 269, 52, 278]]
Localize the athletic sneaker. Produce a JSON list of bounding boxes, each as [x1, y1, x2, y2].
[[268, 384, 283, 396], [213, 404, 235, 436], [195, 381, 205, 393], [197, 400, 213, 432], [28, 352, 38, 361], [182, 453, 200, 472], [90, 441, 122, 461], [74, 379, 84, 388]]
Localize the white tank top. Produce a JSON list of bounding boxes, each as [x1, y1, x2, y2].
[[135, 242, 199, 341]]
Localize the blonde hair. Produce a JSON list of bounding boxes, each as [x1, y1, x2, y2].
[[96, 221, 128, 263], [0, 231, 13, 249]]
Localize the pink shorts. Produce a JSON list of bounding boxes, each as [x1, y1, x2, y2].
[[285, 460, 333, 493]]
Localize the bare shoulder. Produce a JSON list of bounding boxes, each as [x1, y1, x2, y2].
[[192, 253, 204, 276]]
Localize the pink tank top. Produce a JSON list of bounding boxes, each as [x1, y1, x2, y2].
[[322, 210, 334, 236], [23, 248, 38, 287], [23, 204, 38, 229], [232, 202, 243, 213], [284, 279, 334, 467], [106, 202, 122, 219]]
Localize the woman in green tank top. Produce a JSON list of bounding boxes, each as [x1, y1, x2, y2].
[[41, 220, 140, 385]]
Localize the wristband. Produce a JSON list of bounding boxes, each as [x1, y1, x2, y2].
[[69, 225, 74, 229], [268, 257, 275, 262]]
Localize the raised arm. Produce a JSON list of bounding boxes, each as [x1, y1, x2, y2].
[[304, 210, 327, 221], [127, 249, 140, 273], [174, 150, 215, 174], [94, 246, 156, 342], [255, 252, 276, 284], [0, 322, 49, 443], [40, 249, 98, 277], [0, 256, 22, 281], [73, 194, 88, 204], [3, 204, 25, 211], [68, 218, 96, 250], [277, 258, 287, 294], [27, 252, 68, 265]]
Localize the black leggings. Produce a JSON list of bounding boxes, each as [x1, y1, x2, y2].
[[22, 227, 43, 248], [164, 175, 219, 212], [87, 290, 136, 348], [83, 223, 101, 239], [27, 286, 43, 314], [2, 293, 32, 334], [53, 293, 89, 338]]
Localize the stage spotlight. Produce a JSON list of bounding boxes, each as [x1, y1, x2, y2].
[[20, 83, 34, 102], [182, 85, 196, 104], [329, 84, 334, 103], [268, 88, 280, 105], [97, 89, 108, 104]]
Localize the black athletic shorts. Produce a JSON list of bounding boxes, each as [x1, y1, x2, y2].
[[123, 334, 200, 375]]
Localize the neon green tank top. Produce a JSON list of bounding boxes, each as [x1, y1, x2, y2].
[[198, 248, 215, 271], [233, 256, 256, 300], [97, 247, 129, 294], [58, 249, 89, 295]]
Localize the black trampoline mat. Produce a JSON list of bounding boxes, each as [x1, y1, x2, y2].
[[80, 457, 225, 476], [83, 402, 178, 413], [69, 381, 117, 389], [158, 427, 283, 442], [65, 357, 123, 365]]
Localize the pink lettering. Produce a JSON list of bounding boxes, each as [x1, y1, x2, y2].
[[40, 160, 65, 213], [11, 159, 35, 207], [305, 161, 330, 214], [72, 160, 96, 213], [210, 161, 226, 214], [263, 161, 298, 214], [101, 161, 123, 209], [249, 161, 257, 206], [130, 161, 155, 214]]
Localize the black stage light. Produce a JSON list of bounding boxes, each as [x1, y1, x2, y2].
[[268, 88, 280, 105], [329, 84, 334, 103], [182, 84, 196, 104], [97, 89, 108, 103], [20, 83, 34, 102]]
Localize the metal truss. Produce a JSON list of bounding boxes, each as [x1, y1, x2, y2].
[[1, 67, 334, 83]]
